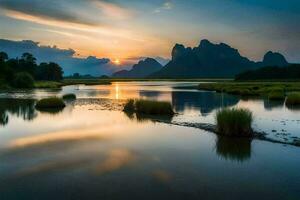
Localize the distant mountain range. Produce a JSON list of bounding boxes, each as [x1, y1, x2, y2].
[[112, 58, 163, 78], [150, 39, 289, 78]]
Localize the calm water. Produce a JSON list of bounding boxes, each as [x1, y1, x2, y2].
[[0, 82, 300, 200]]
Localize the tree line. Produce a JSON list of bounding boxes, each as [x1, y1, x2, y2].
[[235, 64, 300, 81], [0, 52, 63, 88]]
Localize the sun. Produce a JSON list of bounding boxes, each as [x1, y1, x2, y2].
[[113, 59, 121, 65]]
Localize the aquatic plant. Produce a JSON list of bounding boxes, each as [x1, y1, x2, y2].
[[123, 99, 174, 115], [286, 92, 300, 106], [35, 97, 66, 109], [62, 93, 77, 100], [135, 99, 174, 115], [216, 108, 253, 137]]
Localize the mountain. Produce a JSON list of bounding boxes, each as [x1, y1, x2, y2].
[[112, 58, 163, 78], [261, 51, 289, 67], [150, 39, 289, 78]]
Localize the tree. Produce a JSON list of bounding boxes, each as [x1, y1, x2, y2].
[[0, 52, 8, 62], [12, 72, 35, 88], [36, 62, 63, 81]]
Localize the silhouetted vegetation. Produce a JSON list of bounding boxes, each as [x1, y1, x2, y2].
[[62, 93, 76, 100], [0, 51, 63, 88], [123, 99, 174, 115], [285, 92, 300, 106], [216, 108, 253, 137], [35, 97, 66, 109], [235, 64, 300, 81]]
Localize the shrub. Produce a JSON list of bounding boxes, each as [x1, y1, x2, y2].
[[216, 108, 253, 137], [286, 92, 300, 106], [35, 97, 66, 109], [12, 72, 34, 88], [62, 93, 76, 100], [123, 99, 174, 115]]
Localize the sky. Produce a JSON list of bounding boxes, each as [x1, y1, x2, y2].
[[0, 0, 299, 74]]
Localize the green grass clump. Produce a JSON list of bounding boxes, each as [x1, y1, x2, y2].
[[135, 99, 174, 115], [62, 93, 76, 100], [123, 99, 174, 115], [35, 97, 66, 109], [268, 89, 285, 100], [216, 108, 253, 137], [285, 92, 300, 106]]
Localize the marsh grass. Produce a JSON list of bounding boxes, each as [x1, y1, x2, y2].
[[198, 82, 300, 97], [35, 97, 66, 109], [286, 92, 300, 106], [216, 108, 253, 137], [123, 99, 174, 115], [268, 89, 285, 100], [62, 93, 77, 100]]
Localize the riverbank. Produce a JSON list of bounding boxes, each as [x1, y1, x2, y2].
[[198, 81, 300, 97]]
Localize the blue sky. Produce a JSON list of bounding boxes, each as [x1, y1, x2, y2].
[[0, 0, 299, 68]]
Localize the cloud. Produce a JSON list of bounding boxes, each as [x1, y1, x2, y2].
[[154, 1, 173, 13], [0, 0, 100, 27], [0, 39, 116, 75], [92, 0, 134, 20]]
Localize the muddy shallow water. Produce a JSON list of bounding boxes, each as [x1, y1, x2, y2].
[[0, 82, 300, 200]]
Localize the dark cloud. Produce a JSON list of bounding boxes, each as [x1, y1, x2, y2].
[[0, 0, 100, 26], [0, 39, 115, 75]]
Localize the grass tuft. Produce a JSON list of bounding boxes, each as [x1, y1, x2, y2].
[[285, 92, 300, 106], [216, 108, 253, 137], [35, 97, 66, 109], [62, 93, 76, 100], [123, 99, 174, 115], [268, 89, 285, 100]]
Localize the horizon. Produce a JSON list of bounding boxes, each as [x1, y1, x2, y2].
[[0, 0, 299, 73]]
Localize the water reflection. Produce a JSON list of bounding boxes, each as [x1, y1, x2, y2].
[[171, 91, 239, 115], [124, 111, 173, 123], [263, 99, 284, 110], [215, 136, 252, 162], [0, 98, 37, 126]]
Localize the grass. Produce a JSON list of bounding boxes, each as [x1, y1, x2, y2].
[[285, 92, 300, 106], [268, 89, 285, 100], [216, 108, 253, 137], [35, 97, 66, 109], [62, 79, 111, 86], [123, 99, 174, 115], [198, 82, 300, 97], [62, 93, 76, 100], [34, 81, 63, 89]]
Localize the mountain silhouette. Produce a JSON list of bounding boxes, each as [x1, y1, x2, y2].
[[149, 39, 289, 78], [112, 58, 163, 78]]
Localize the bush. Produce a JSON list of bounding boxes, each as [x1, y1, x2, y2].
[[12, 72, 34, 88], [216, 108, 253, 137], [62, 93, 76, 100], [35, 97, 66, 109], [286, 92, 300, 106], [123, 99, 174, 115]]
